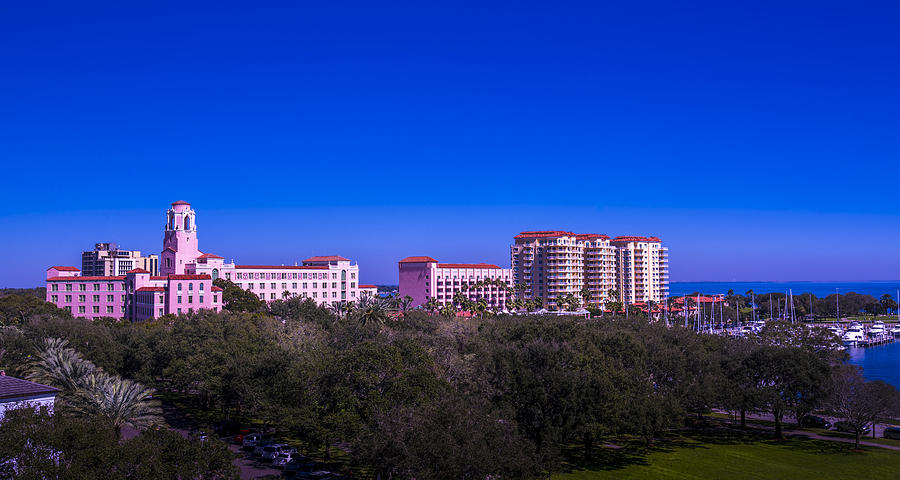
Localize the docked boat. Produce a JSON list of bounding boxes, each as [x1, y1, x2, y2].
[[842, 326, 865, 347], [869, 321, 886, 336], [890, 324, 900, 338]]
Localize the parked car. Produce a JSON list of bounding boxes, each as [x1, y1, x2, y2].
[[262, 444, 296, 462], [272, 452, 304, 468], [233, 429, 251, 445], [834, 421, 871, 435], [883, 426, 900, 440], [242, 433, 266, 450], [253, 442, 275, 458], [800, 415, 832, 429]]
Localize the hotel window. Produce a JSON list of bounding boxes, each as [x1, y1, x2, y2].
[[225, 273, 231, 280], [65, 306, 71, 312], [302, 282, 308, 288], [51, 295, 58, 302], [78, 306, 85, 313], [92, 306, 99, 313], [79, 284, 86, 291], [189, 283, 193, 291], [270, 293, 276, 300], [178, 308, 182, 314], [158, 308, 163, 316], [258, 293, 264, 299], [177, 296, 182, 303], [94, 284, 100, 291], [66, 284, 72, 291], [303, 273, 308, 279], [159, 295, 164, 302], [270, 283, 276, 289], [312, 282, 317, 288], [188, 296, 193, 304], [107, 295, 113, 302], [292, 283, 297, 289], [79, 295, 86, 302], [332, 273, 337, 280], [292, 273, 297, 279], [52, 284, 58, 291], [107, 306, 114, 313], [65, 295, 72, 303], [332, 292, 337, 298], [177, 283, 182, 291], [248, 283, 253, 290], [121, 295, 126, 301], [213, 295, 218, 303], [332, 282, 337, 289], [351, 291, 356, 297], [351, 282, 355, 288], [107, 283, 114, 291], [260, 283, 265, 289], [199, 283, 204, 291], [199, 295, 204, 303], [282, 283, 287, 289], [351, 273, 356, 279]]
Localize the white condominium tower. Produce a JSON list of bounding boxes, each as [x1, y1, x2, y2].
[[511, 231, 668, 309]]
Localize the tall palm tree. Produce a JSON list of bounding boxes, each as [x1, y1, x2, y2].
[[424, 297, 440, 314], [26, 338, 95, 391], [397, 295, 414, 314], [71, 372, 163, 436], [356, 294, 389, 327]]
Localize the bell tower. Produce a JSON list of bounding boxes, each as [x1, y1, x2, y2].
[[160, 200, 200, 275]]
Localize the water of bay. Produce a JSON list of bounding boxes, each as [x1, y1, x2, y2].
[[671, 281, 900, 298], [846, 342, 900, 390]]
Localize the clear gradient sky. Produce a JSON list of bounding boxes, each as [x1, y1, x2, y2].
[[2, 1, 899, 287]]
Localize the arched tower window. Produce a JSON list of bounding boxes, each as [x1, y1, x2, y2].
[[184, 216, 191, 230], [212, 269, 219, 280], [170, 215, 176, 230]]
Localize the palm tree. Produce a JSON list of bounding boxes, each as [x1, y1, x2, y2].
[[26, 338, 95, 392], [474, 298, 489, 319], [424, 297, 440, 314], [580, 286, 591, 308], [71, 372, 163, 436], [397, 295, 414, 314], [356, 294, 389, 327]]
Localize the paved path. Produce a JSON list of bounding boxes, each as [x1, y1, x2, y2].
[[711, 410, 900, 451]]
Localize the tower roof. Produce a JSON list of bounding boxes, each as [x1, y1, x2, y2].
[[399, 256, 438, 263], [171, 200, 190, 206]]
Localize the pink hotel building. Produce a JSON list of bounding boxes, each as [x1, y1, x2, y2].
[[46, 201, 365, 321], [398, 256, 514, 310]]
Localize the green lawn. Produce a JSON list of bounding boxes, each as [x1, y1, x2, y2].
[[554, 431, 900, 480]]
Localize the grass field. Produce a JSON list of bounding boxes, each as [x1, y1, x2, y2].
[[553, 431, 900, 480]]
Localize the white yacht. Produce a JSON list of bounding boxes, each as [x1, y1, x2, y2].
[[842, 326, 865, 347], [890, 324, 900, 337], [869, 321, 886, 336]]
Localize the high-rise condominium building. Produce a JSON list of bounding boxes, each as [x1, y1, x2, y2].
[[82, 243, 159, 276], [511, 231, 667, 309]]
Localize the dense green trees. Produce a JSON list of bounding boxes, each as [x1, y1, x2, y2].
[[2, 289, 895, 478]]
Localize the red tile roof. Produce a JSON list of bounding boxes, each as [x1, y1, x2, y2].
[[0, 375, 58, 400], [399, 256, 439, 263], [49, 266, 80, 271], [47, 276, 125, 282], [136, 287, 166, 292], [576, 233, 610, 240], [303, 255, 349, 262], [150, 276, 168, 280], [168, 274, 212, 280], [359, 284, 377, 288], [611, 236, 662, 243], [126, 268, 150, 274], [211, 286, 223, 292], [171, 200, 190, 206], [197, 253, 224, 259], [234, 265, 327, 270], [437, 263, 501, 269], [514, 231, 575, 239]]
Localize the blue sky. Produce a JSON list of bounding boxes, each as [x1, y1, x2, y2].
[[1, 1, 899, 287]]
